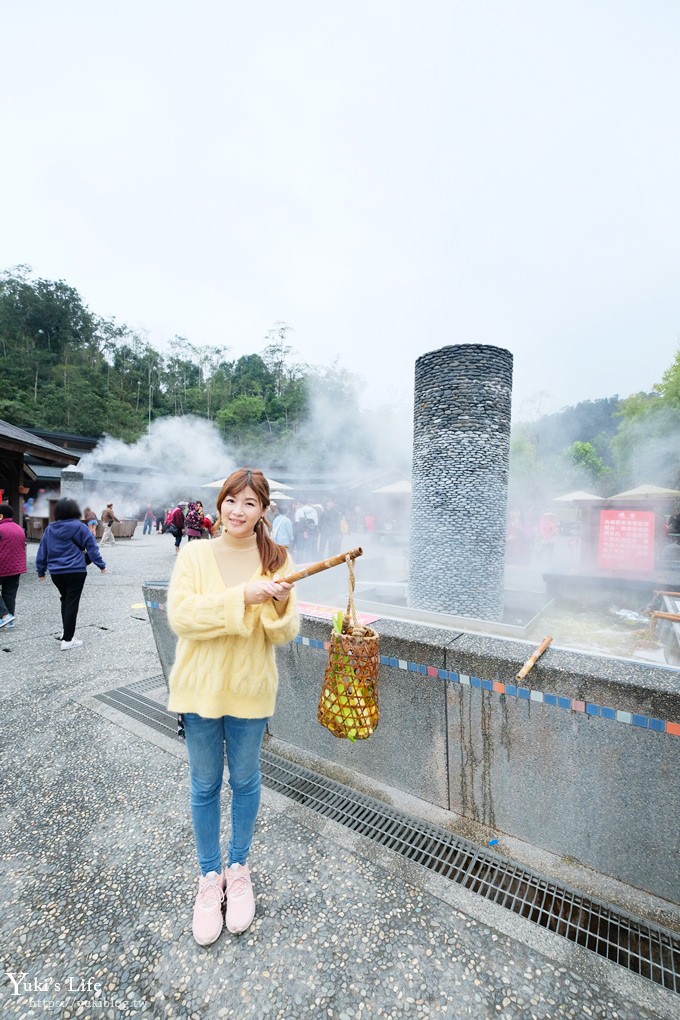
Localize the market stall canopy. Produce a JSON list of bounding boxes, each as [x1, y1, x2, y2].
[[269, 491, 294, 501], [553, 491, 603, 502], [372, 480, 412, 494], [264, 478, 292, 490], [609, 484, 680, 500], [202, 476, 292, 490]]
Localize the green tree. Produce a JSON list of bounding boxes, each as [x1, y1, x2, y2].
[[217, 394, 266, 427], [0, 266, 381, 467], [652, 347, 680, 408], [611, 394, 680, 489], [563, 440, 610, 492]]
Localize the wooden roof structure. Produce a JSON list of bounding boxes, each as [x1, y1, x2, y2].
[[0, 419, 80, 513]]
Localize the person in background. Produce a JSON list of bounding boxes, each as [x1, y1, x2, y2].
[[271, 505, 294, 550], [667, 508, 680, 536], [538, 512, 559, 560], [36, 497, 107, 650], [185, 501, 204, 541], [83, 506, 98, 538], [0, 502, 27, 630], [100, 502, 120, 546], [167, 467, 299, 946], [169, 502, 187, 554], [21, 495, 35, 537], [201, 510, 214, 539], [155, 505, 165, 532], [294, 498, 319, 560], [143, 504, 155, 535], [319, 498, 343, 557]]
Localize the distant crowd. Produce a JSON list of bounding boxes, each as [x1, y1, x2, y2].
[[17, 492, 386, 563], [146, 496, 358, 561]]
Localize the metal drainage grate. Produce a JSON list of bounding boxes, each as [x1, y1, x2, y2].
[[124, 674, 168, 694], [94, 680, 176, 738], [94, 683, 680, 994], [260, 750, 680, 994]]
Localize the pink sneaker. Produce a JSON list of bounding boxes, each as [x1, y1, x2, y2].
[[192, 870, 225, 946], [225, 863, 255, 934]]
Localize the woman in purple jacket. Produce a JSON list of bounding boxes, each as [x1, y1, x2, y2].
[[36, 498, 107, 650], [0, 502, 27, 629]]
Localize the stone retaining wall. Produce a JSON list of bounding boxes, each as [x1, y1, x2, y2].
[[143, 582, 680, 905]]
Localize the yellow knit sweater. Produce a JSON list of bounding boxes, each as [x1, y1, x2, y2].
[[167, 533, 300, 719]]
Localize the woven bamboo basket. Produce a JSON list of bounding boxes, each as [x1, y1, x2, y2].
[[317, 557, 380, 741]]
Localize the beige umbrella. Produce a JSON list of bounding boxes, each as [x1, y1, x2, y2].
[[553, 490, 603, 502], [266, 478, 293, 490], [609, 484, 680, 500], [202, 476, 292, 490], [373, 480, 412, 494], [270, 490, 294, 501]]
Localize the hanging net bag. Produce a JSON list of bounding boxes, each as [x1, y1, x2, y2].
[[317, 556, 380, 741]]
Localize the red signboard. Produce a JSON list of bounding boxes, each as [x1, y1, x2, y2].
[[597, 510, 655, 573]]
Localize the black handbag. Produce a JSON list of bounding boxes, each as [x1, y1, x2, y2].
[[71, 536, 92, 566]]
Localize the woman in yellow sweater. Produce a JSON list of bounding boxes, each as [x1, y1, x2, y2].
[[167, 467, 300, 946]]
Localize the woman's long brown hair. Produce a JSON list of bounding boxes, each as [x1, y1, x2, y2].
[[215, 468, 288, 575]]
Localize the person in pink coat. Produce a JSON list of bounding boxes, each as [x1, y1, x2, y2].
[[0, 502, 27, 629]]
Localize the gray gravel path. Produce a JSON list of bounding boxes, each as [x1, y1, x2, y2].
[[1, 532, 678, 1019]]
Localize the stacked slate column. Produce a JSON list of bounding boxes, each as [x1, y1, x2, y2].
[[60, 465, 85, 502], [408, 344, 513, 621]]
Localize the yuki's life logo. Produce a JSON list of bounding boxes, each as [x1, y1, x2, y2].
[[6, 970, 103, 995]]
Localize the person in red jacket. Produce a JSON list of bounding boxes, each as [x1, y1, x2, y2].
[[0, 502, 28, 629], [170, 502, 187, 554]]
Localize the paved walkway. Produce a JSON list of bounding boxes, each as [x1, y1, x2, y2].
[[1, 532, 678, 1019]]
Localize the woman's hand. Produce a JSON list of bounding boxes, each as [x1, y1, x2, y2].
[[100, 568, 107, 574], [271, 576, 293, 604], [244, 578, 294, 605]]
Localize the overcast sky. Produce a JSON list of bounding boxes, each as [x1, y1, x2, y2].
[[1, 1, 678, 423]]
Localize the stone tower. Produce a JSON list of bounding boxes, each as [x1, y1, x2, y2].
[[408, 344, 513, 620], [60, 465, 85, 502]]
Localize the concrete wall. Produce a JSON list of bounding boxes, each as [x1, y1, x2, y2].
[[143, 582, 680, 905]]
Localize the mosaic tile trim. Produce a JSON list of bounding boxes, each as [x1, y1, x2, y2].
[[293, 635, 680, 738], [144, 599, 680, 738]]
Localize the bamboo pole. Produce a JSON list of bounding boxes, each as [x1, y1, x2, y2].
[[280, 547, 363, 585], [516, 636, 553, 682]]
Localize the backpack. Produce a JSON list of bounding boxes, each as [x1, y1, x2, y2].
[[162, 509, 180, 535], [296, 511, 317, 540]]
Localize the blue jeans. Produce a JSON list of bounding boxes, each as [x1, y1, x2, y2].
[[183, 713, 268, 875]]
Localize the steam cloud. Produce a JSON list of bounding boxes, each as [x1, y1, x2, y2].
[[69, 417, 237, 519]]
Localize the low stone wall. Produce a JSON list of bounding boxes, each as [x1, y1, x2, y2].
[[143, 582, 680, 905]]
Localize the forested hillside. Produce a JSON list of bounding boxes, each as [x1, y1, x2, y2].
[[1, 265, 678, 493], [510, 366, 680, 502], [0, 266, 351, 467]]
